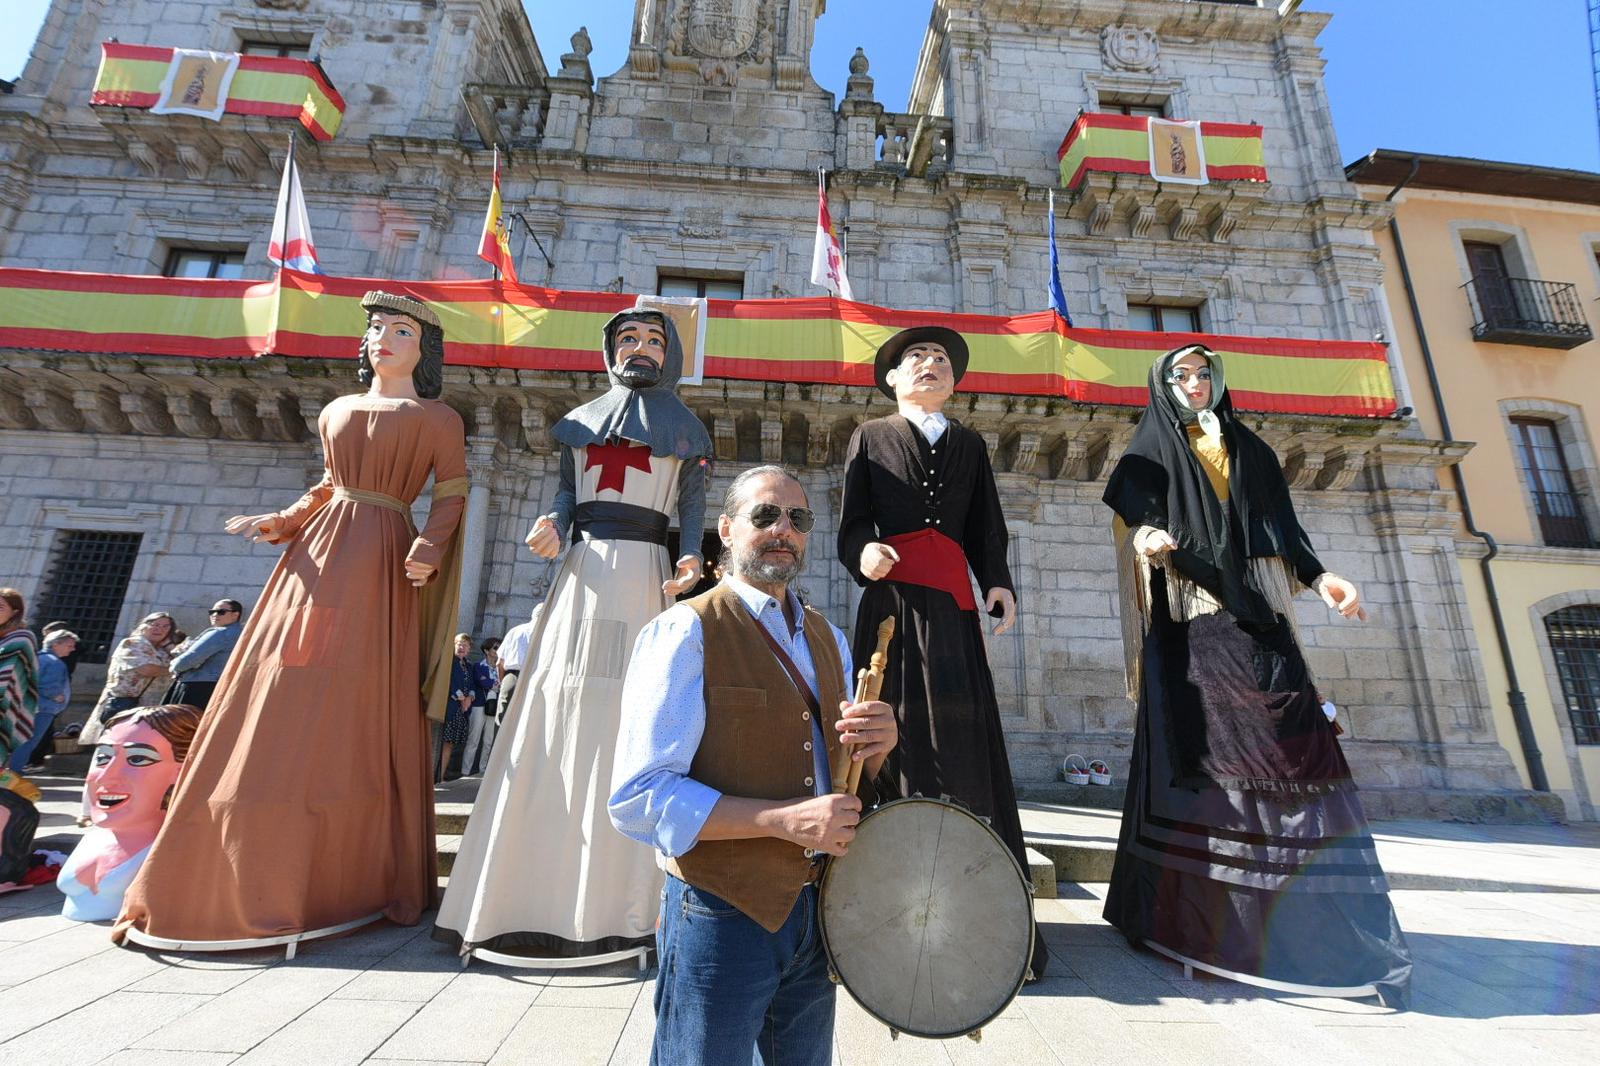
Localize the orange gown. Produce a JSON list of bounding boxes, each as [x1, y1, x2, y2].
[[115, 394, 467, 942]]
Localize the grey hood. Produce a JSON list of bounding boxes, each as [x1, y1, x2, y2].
[[550, 309, 713, 461]]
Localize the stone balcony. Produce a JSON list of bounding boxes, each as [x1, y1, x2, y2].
[[460, 83, 549, 149]]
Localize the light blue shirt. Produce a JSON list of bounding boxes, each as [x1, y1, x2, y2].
[[168, 623, 242, 684], [609, 576, 854, 858]]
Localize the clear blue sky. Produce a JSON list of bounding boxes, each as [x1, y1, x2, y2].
[[3, 0, 1594, 171]]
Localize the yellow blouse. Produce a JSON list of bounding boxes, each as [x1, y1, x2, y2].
[[1188, 425, 1229, 503]]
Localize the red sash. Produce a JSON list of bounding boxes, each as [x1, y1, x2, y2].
[[882, 528, 977, 611]]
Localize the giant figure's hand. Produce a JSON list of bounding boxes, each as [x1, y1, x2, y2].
[[225, 513, 284, 543], [1133, 526, 1178, 560], [662, 555, 703, 597], [404, 559, 436, 587], [859, 542, 900, 581], [778, 793, 863, 857], [1314, 573, 1368, 621], [526, 515, 562, 558], [986, 588, 1018, 636]]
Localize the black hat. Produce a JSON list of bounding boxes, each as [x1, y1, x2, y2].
[[873, 326, 970, 399]]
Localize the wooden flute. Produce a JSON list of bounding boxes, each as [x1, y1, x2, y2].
[[831, 615, 895, 797]]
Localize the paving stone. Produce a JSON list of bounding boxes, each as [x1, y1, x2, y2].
[[533, 967, 650, 1011], [95, 1054, 240, 1066], [0, 938, 167, 1036], [373, 970, 545, 1062], [128, 953, 283, 995], [486, 1005, 631, 1066], [0, 988, 208, 1066], [233, 1000, 420, 1066], [133, 957, 368, 1054], [333, 934, 463, 1003]]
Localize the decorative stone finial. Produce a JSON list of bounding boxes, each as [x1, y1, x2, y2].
[[571, 26, 592, 58], [845, 46, 875, 102]]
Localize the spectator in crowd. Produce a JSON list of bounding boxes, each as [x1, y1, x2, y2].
[[495, 606, 543, 726], [41, 621, 79, 677], [84, 612, 179, 744], [460, 638, 500, 776], [9, 629, 76, 772], [0, 588, 41, 802], [164, 599, 244, 711], [440, 634, 474, 783]]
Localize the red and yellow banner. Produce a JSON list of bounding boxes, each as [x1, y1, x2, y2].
[[91, 42, 346, 141], [1057, 113, 1267, 191], [0, 268, 1396, 418]]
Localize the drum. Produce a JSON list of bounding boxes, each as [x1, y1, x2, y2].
[[818, 796, 1036, 1040]]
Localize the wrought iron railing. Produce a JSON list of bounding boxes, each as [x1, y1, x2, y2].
[[1461, 275, 1593, 349]]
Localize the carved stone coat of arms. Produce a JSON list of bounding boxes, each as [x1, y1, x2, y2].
[[686, 0, 762, 59]]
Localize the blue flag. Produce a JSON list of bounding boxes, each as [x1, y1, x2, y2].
[[1048, 190, 1071, 326]]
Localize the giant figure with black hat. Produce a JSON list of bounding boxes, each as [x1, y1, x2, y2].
[[435, 308, 712, 968], [837, 325, 1049, 979]]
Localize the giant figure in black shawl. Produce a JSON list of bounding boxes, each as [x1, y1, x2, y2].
[[838, 326, 1048, 979], [1102, 344, 1411, 1007]]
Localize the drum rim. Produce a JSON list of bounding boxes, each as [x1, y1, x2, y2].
[[817, 795, 1037, 1039]]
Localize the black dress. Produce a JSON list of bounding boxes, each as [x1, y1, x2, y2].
[[838, 414, 1048, 978]]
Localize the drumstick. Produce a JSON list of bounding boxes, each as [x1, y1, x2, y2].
[[833, 616, 895, 797]]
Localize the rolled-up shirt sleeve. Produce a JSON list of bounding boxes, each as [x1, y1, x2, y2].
[[609, 605, 723, 857]]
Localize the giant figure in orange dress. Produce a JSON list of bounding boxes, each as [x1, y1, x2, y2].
[[115, 291, 468, 951]]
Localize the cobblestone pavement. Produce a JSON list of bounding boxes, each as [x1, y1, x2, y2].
[[3, 775, 1596, 1065]]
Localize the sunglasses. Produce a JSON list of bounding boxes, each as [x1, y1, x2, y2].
[[208, 608, 235, 616], [741, 504, 815, 534]]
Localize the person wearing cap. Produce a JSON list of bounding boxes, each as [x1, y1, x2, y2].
[[116, 291, 470, 951], [1101, 344, 1410, 1007], [435, 307, 712, 965], [836, 324, 1048, 979]]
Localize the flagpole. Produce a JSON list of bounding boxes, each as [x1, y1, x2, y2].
[[490, 145, 501, 283]]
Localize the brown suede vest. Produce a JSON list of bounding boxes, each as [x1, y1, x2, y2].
[[666, 581, 855, 932]]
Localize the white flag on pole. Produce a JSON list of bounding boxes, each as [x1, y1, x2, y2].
[[810, 168, 853, 300], [268, 137, 323, 274]]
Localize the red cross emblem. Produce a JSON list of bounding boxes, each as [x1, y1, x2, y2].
[[585, 439, 653, 495]]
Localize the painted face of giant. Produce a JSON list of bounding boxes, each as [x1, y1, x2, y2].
[[1168, 350, 1214, 410], [886, 343, 955, 407], [611, 319, 668, 390], [365, 312, 424, 384], [87, 719, 180, 835]]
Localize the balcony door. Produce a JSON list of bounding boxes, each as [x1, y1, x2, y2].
[[1464, 240, 1520, 325]]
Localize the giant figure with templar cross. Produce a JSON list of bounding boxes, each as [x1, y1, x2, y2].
[[436, 309, 711, 968], [838, 326, 1049, 979]]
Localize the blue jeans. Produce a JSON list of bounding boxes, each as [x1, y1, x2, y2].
[[9, 703, 62, 770], [653, 876, 834, 1066]]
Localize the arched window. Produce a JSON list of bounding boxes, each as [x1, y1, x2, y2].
[[1544, 605, 1600, 744]]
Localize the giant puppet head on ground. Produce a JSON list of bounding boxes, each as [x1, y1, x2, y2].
[[59, 703, 202, 922]]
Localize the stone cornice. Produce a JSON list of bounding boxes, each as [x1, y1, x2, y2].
[[3, 350, 1419, 490], [1456, 540, 1600, 566], [947, 0, 1331, 45]]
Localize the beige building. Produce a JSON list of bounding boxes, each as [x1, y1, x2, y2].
[[1349, 151, 1600, 820]]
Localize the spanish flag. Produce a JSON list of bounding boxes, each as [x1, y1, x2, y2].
[[477, 148, 518, 284]]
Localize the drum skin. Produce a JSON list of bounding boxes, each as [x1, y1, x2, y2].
[[818, 797, 1036, 1038]]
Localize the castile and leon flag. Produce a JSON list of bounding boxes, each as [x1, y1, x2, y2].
[[810, 168, 854, 301]]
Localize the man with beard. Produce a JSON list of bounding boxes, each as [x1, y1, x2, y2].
[[611, 465, 897, 1066], [435, 309, 711, 965], [837, 325, 1047, 978]]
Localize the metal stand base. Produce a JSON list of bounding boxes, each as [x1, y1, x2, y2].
[[464, 944, 651, 972], [1145, 940, 1380, 1000], [122, 912, 386, 960]]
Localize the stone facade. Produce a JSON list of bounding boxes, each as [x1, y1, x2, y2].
[[0, 0, 1540, 808]]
